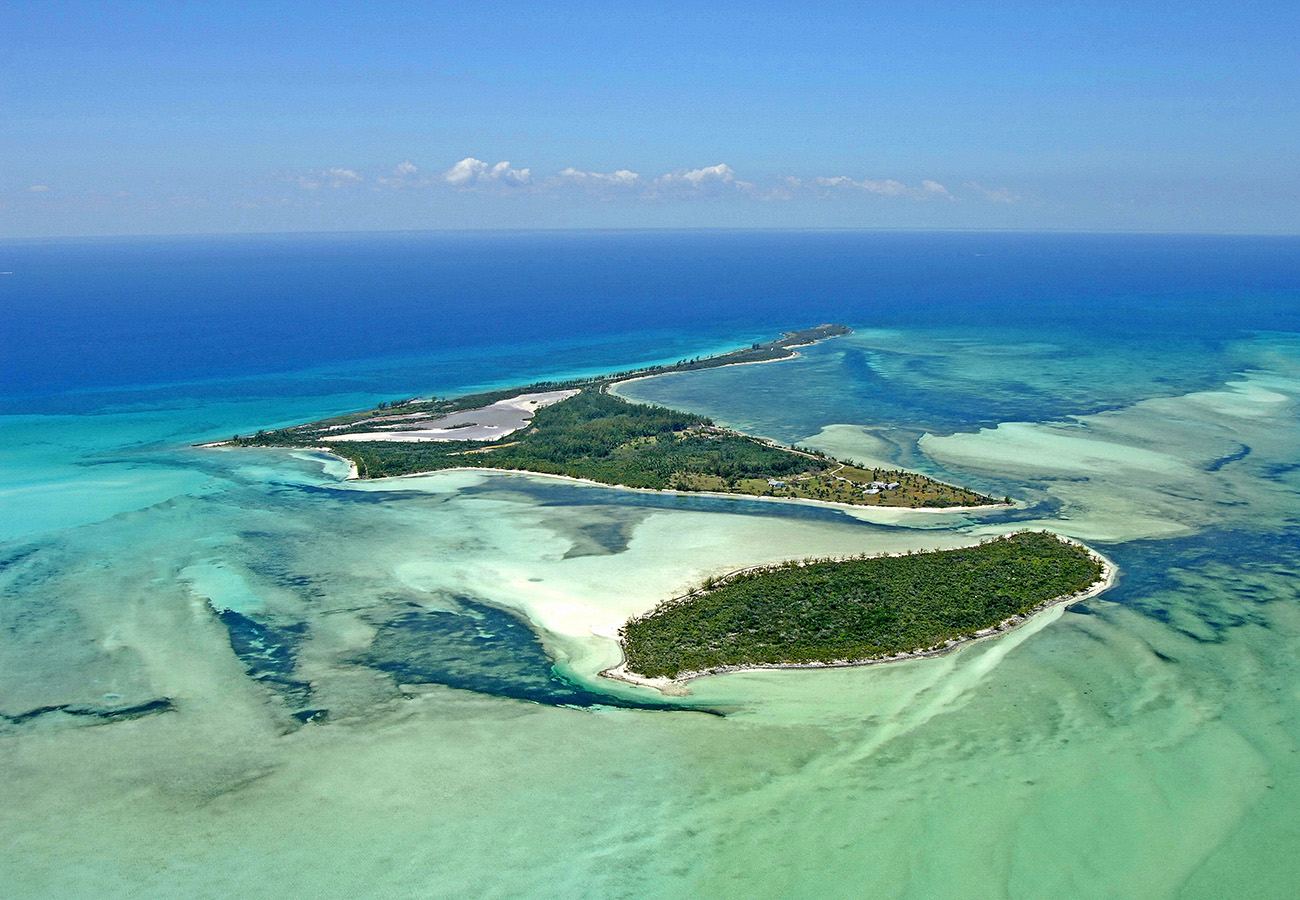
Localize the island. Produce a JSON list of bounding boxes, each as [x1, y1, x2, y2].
[[216, 327, 1115, 689], [223, 325, 1003, 510], [606, 531, 1114, 687]]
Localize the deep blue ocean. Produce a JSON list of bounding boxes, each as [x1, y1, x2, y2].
[[5, 231, 1299, 417]]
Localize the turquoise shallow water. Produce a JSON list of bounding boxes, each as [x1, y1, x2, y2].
[[3, 233, 1300, 898]]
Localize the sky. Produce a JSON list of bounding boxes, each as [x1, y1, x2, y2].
[[3, 0, 1298, 237]]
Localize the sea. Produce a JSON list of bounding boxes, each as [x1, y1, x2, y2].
[[2, 230, 1299, 899]]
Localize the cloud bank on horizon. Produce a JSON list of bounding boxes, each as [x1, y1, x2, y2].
[[12, 149, 1262, 235], [262, 157, 981, 205]]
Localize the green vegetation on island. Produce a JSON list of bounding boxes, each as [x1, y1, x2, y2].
[[618, 532, 1106, 679], [227, 325, 1001, 509], [325, 390, 807, 486]]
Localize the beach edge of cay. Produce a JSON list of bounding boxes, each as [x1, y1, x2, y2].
[[596, 539, 1117, 695]]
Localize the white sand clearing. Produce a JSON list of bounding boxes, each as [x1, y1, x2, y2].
[[328, 389, 579, 443]]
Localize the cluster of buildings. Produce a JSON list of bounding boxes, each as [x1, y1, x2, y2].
[[763, 476, 904, 495]]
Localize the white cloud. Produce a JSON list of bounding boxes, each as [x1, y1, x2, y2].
[[865, 179, 908, 196], [326, 167, 360, 183], [377, 161, 425, 189], [815, 175, 910, 196], [290, 167, 363, 190], [272, 157, 983, 209], [684, 163, 735, 185], [811, 176, 962, 199], [556, 167, 641, 186], [28, 185, 49, 192], [658, 163, 737, 187], [444, 157, 532, 187], [548, 168, 643, 199], [752, 176, 805, 202], [486, 161, 531, 184], [444, 157, 485, 184], [964, 181, 1020, 203]]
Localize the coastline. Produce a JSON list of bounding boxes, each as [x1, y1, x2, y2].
[[300, 318, 1001, 512], [193, 325, 846, 452], [606, 351, 796, 395], [329, 457, 1010, 515], [604, 331, 840, 397], [598, 542, 1117, 694]]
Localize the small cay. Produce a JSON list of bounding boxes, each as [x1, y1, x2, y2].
[[607, 531, 1113, 686]]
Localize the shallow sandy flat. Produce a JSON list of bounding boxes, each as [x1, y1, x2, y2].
[[328, 389, 579, 442]]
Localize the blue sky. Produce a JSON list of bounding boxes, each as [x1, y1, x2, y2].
[[3, 0, 1298, 236]]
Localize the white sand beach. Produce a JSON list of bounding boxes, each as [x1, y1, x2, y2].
[[327, 389, 578, 443]]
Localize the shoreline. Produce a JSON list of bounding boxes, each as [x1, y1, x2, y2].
[[603, 330, 842, 396], [597, 541, 1117, 694], [330, 458, 1009, 515], [305, 317, 1000, 513], [193, 326, 844, 453], [606, 348, 801, 395]]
